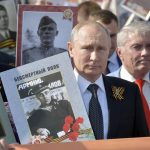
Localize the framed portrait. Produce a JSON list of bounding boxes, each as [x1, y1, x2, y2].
[[121, 0, 150, 21], [16, 5, 77, 66], [1, 53, 95, 144], [0, 0, 17, 57], [0, 93, 16, 143]]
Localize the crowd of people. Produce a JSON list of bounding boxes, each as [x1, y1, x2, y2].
[[0, 0, 150, 149]]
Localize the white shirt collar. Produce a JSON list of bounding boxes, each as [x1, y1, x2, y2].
[[74, 69, 105, 94], [120, 66, 150, 83]]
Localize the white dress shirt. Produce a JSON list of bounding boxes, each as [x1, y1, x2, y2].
[[120, 66, 150, 109], [108, 52, 120, 73], [74, 69, 109, 139]]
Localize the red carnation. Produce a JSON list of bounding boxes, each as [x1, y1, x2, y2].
[[65, 115, 74, 124], [68, 132, 78, 141], [72, 123, 80, 132], [63, 123, 70, 133], [75, 117, 84, 124]]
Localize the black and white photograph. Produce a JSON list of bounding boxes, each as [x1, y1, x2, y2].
[[17, 72, 75, 140], [0, 0, 17, 57], [121, 0, 150, 21], [16, 5, 77, 66], [1, 52, 95, 144]]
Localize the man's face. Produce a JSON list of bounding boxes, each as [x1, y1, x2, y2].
[[37, 88, 51, 106], [0, 10, 9, 30], [38, 23, 58, 45], [68, 25, 110, 82], [118, 32, 150, 77], [101, 20, 118, 57]]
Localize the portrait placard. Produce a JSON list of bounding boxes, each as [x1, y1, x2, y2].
[[0, 93, 16, 143], [0, 0, 17, 58], [121, 0, 150, 21], [1, 52, 95, 144], [16, 4, 77, 66]]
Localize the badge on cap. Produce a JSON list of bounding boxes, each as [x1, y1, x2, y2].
[[63, 9, 73, 21]]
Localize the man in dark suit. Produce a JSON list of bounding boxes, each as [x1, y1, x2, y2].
[[28, 86, 74, 139], [22, 16, 66, 65], [67, 22, 149, 139], [108, 21, 150, 131]]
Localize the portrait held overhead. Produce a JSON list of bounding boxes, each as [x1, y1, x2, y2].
[[16, 5, 77, 66], [22, 16, 66, 64]]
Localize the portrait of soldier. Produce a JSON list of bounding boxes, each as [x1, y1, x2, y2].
[[0, 4, 16, 42], [27, 85, 74, 139], [22, 16, 66, 65], [0, 4, 16, 66]]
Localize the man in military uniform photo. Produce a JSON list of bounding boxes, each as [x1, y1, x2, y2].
[[27, 85, 75, 139], [22, 16, 66, 65]]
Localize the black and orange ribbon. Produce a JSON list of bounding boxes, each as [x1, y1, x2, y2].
[[44, 128, 92, 143], [0, 39, 16, 49]]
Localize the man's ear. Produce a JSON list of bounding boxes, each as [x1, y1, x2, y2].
[[116, 47, 122, 60], [67, 41, 73, 58]]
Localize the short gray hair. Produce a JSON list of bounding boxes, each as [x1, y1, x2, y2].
[[70, 21, 110, 43], [117, 21, 150, 47]]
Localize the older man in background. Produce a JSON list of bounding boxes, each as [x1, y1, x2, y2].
[[108, 21, 150, 131], [89, 10, 121, 74]]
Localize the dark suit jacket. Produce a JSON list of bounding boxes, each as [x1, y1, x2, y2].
[[102, 75, 149, 138]]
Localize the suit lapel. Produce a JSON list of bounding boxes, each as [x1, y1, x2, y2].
[[102, 75, 121, 138]]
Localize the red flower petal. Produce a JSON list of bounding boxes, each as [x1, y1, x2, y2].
[[72, 123, 80, 132], [68, 132, 78, 141], [65, 115, 74, 124], [63, 123, 70, 133], [75, 117, 84, 124]]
